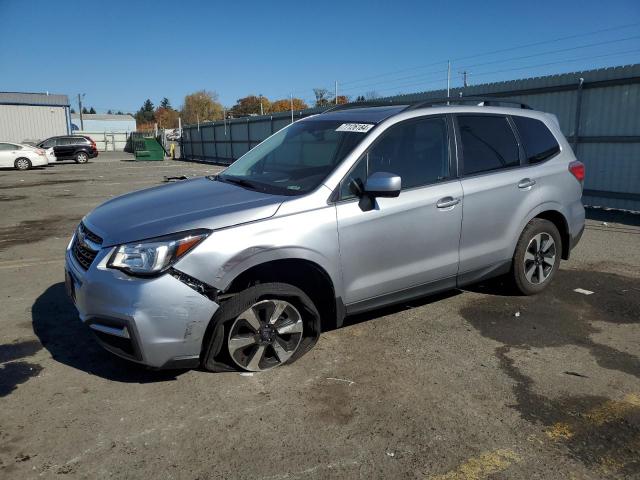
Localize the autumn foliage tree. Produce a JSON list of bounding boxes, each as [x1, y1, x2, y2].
[[155, 107, 180, 128], [181, 90, 223, 124], [270, 98, 308, 112], [229, 95, 271, 117]]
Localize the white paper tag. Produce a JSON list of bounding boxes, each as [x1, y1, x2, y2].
[[336, 123, 375, 133]]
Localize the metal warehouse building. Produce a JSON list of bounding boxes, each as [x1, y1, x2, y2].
[[0, 92, 71, 143], [71, 113, 136, 133]]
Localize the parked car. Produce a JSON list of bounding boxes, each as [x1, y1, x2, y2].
[[65, 98, 585, 372], [0, 142, 49, 170], [166, 130, 181, 141], [37, 135, 98, 163]]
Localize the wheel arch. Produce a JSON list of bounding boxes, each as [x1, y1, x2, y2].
[[517, 203, 571, 260], [222, 258, 341, 332]]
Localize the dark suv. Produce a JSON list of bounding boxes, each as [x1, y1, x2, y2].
[[38, 135, 98, 163]]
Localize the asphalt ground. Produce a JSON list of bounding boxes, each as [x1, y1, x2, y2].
[[0, 152, 639, 479]]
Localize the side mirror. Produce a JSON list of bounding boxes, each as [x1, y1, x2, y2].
[[364, 171, 401, 198]]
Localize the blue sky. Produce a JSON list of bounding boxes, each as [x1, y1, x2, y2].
[[1, 0, 639, 113]]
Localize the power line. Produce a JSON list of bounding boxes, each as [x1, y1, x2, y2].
[[339, 34, 640, 96], [338, 21, 640, 88], [458, 34, 640, 70], [466, 48, 640, 80]]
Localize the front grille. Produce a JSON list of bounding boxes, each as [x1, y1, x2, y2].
[[72, 223, 102, 270]]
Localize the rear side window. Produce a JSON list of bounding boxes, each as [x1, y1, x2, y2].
[[512, 116, 560, 164], [458, 115, 519, 175]]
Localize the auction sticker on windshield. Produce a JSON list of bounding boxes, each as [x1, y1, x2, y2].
[[336, 123, 375, 133]]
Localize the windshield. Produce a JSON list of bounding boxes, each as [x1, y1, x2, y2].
[[216, 120, 371, 195]]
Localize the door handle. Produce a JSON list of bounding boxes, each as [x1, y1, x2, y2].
[[518, 178, 536, 189], [436, 197, 460, 209]]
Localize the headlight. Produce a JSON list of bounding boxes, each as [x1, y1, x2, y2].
[[108, 229, 210, 276]]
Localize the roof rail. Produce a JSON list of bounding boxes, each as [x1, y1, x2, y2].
[[321, 96, 532, 115], [322, 100, 408, 114], [406, 96, 532, 110]]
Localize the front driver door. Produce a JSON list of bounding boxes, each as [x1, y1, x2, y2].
[[335, 116, 463, 312]]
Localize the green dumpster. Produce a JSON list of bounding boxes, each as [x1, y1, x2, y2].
[[133, 137, 165, 161]]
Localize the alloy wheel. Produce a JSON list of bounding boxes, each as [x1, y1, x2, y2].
[[77, 153, 88, 163], [228, 299, 304, 372], [523, 233, 556, 285], [16, 159, 30, 170]]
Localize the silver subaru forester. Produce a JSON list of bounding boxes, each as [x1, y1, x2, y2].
[[65, 99, 585, 372]]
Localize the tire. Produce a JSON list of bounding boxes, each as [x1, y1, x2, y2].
[[75, 151, 89, 164], [511, 218, 562, 295], [14, 158, 32, 171], [202, 282, 321, 372]]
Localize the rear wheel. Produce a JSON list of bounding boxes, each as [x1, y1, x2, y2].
[[202, 283, 320, 372], [511, 218, 561, 295], [14, 158, 31, 170], [75, 152, 89, 164]]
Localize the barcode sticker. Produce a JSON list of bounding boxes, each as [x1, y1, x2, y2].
[[336, 123, 375, 133]]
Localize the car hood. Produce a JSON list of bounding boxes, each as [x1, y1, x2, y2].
[[83, 177, 285, 247]]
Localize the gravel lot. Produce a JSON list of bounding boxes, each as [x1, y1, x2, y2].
[[0, 153, 639, 479]]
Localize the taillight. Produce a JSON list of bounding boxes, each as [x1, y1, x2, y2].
[[569, 161, 585, 183], [36, 148, 46, 156]]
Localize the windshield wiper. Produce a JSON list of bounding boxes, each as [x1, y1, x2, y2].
[[218, 175, 259, 191]]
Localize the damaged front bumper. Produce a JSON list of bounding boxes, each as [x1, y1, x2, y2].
[[65, 247, 220, 369]]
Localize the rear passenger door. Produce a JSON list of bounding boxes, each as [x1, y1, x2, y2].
[[55, 138, 75, 159], [456, 114, 538, 279]]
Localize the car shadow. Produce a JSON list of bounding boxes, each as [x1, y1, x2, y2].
[[0, 166, 48, 171], [32, 282, 185, 383], [334, 289, 463, 331]]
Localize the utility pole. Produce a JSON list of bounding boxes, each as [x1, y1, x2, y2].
[[459, 70, 469, 88], [446, 61, 451, 100], [259, 95, 264, 116], [290, 94, 294, 123], [335, 80, 338, 105], [77, 93, 85, 130]]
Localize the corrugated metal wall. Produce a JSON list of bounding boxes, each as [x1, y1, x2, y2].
[[181, 64, 640, 211], [0, 105, 69, 143], [76, 131, 130, 151]]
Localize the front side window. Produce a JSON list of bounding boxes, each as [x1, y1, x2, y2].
[[340, 117, 449, 199], [458, 115, 519, 175], [41, 138, 55, 148], [512, 116, 560, 164], [218, 120, 367, 195]]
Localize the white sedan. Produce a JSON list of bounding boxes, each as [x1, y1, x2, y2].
[[0, 142, 50, 170]]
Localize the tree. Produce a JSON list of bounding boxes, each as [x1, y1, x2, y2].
[[89, 107, 96, 114], [229, 95, 270, 117], [365, 90, 380, 100], [135, 99, 156, 124], [355, 95, 366, 102], [333, 95, 349, 105], [82, 107, 88, 114], [270, 98, 308, 113], [155, 107, 180, 128], [107, 109, 113, 114], [70, 108, 76, 113], [313, 88, 331, 107], [160, 97, 172, 109], [181, 90, 223, 124], [116, 111, 124, 115]]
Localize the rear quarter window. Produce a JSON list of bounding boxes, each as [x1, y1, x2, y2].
[[512, 116, 560, 164]]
